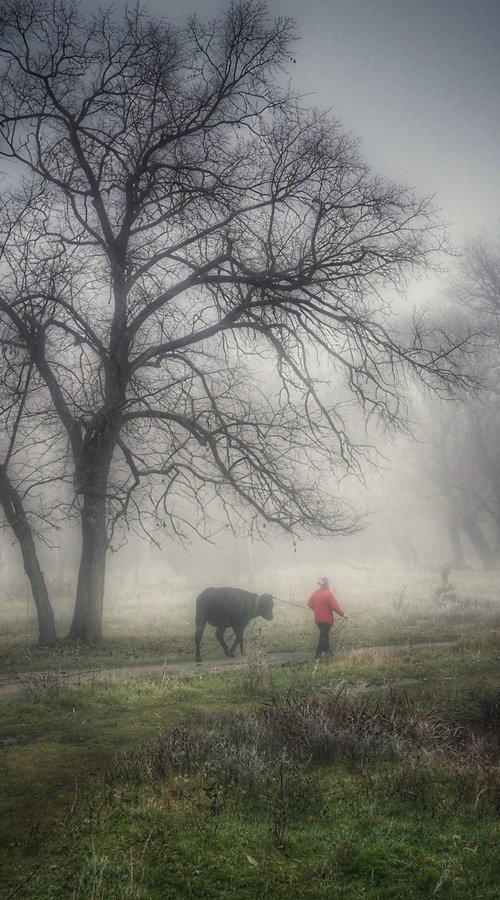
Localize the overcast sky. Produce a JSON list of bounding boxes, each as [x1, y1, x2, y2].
[[154, 0, 500, 249]]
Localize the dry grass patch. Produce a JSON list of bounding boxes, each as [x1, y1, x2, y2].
[[343, 647, 395, 669]]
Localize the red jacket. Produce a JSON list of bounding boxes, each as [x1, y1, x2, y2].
[[307, 588, 345, 625]]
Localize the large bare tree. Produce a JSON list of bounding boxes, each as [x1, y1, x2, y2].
[[0, 1, 465, 641]]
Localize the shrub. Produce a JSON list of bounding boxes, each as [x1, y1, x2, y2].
[[449, 688, 500, 733]]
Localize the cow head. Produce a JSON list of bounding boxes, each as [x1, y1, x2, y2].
[[257, 593, 274, 620]]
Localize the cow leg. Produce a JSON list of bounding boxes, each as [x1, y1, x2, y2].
[[230, 626, 244, 657], [215, 626, 232, 657], [195, 619, 206, 663]]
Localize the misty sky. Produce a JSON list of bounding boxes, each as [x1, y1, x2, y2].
[[144, 0, 500, 249]]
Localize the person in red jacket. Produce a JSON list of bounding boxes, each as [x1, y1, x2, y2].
[[307, 576, 348, 658]]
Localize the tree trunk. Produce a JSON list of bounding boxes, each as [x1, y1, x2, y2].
[[68, 492, 109, 643], [462, 518, 496, 569], [68, 445, 113, 643], [447, 513, 467, 569], [0, 466, 57, 645], [487, 510, 500, 555]]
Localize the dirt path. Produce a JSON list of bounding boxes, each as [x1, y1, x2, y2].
[[0, 650, 311, 703], [0, 641, 454, 704]]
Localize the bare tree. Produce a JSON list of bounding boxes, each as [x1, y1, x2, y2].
[[424, 406, 496, 568], [0, 337, 58, 643], [449, 239, 500, 561], [0, 1, 466, 641], [401, 239, 500, 569]]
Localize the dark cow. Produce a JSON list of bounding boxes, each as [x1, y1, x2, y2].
[[195, 587, 274, 663]]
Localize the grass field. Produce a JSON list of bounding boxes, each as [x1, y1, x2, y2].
[[1, 565, 499, 898], [2, 563, 499, 672]]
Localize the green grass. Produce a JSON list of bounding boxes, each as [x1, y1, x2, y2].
[[2, 733, 499, 898], [1, 567, 499, 898], [1, 638, 499, 897], [4, 772, 498, 899]]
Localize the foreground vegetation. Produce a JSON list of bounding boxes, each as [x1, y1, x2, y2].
[[1, 567, 499, 898]]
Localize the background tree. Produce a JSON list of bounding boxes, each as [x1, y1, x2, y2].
[[0, 0, 466, 642], [416, 403, 496, 568], [0, 336, 58, 644], [393, 239, 500, 569], [440, 239, 500, 565], [452, 239, 500, 553]]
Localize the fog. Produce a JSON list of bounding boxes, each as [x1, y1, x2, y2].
[[0, 433, 483, 615], [1, 1, 499, 642]]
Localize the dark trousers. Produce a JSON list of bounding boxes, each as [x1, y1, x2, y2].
[[315, 621, 332, 657]]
